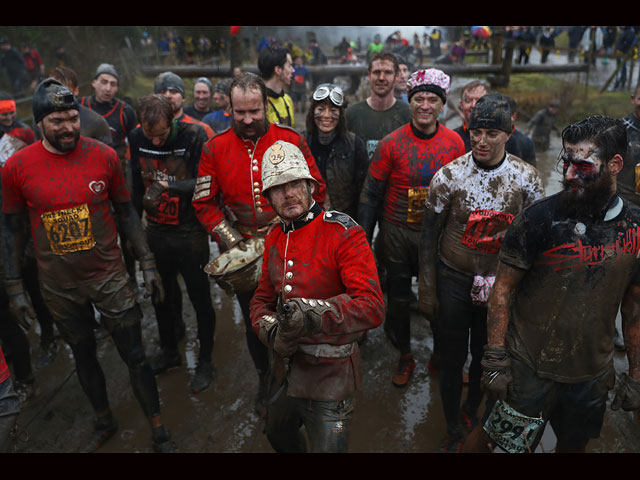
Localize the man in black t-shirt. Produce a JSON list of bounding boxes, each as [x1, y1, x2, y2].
[[463, 115, 640, 453], [129, 94, 216, 394]]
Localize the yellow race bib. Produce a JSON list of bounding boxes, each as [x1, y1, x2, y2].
[[41, 204, 95, 255], [407, 187, 429, 223]]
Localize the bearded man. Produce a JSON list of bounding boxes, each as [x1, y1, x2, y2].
[[463, 115, 640, 453]]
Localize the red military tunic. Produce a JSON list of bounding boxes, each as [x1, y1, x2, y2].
[[192, 123, 326, 242], [250, 203, 384, 401]]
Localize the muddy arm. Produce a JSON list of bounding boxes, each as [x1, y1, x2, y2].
[[486, 261, 526, 346]]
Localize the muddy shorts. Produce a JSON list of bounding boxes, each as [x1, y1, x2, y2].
[[40, 270, 141, 345], [378, 220, 420, 275], [484, 356, 614, 451]]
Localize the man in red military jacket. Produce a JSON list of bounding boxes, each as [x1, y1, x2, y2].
[[250, 140, 384, 452], [192, 72, 326, 414]]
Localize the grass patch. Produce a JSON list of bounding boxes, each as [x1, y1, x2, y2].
[[496, 73, 632, 125]]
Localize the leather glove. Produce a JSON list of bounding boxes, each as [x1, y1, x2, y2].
[[256, 314, 278, 347], [611, 373, 640, 412], [5, 279, 36, 331], [274, 298, 332, 357], [480, 344, 512, 400], [142, 181, 166, 217], [212, 219, 246, 251], [279, 297, 330, 337], [140, 257, 165, 305], [274, 326, 298, 357]]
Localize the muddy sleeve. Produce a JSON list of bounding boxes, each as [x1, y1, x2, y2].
[[168, 127, 206, 196], [192, 141, 226, 235], [419, 207, 447, 286], [498, 209, 536, 271], [0, 211, 27, 280], [521, 165, 546, 207], [128, 137, 144, 216], [357, 175, 386, 242], [319, 225, 385, 336], [249, 233, 278, 334], [112, 201, 154, 262]]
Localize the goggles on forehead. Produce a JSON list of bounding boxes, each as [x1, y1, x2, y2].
[[312, 84, 344, 107]]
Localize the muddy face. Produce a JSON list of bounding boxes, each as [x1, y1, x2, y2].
[[40, 109, 81, 153], [560, 141, 615, 219], [313, 104, 340, 135], [266, 179, 314, 222], [368, 59, 396, 99], [410, 91, 443, 135], [469, 128, 510, 167]]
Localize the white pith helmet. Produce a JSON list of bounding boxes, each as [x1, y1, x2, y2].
[[261, 140, 317, 195]]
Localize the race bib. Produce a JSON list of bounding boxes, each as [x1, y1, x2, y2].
[[407, 187, 429, 223], [41, 204, 95, 255], [461, 209, 515, 254], [483, 400, 545, 453], [148, 192, 180, 225]]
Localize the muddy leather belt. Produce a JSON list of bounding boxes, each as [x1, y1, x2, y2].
[[297, 342, 356, 358]]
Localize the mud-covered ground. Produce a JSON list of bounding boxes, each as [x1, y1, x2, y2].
[[7, 51, 640, 454]]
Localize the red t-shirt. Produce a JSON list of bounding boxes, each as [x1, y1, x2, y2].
[[367, 122, 465, 230], [2, 137, 131, 288]]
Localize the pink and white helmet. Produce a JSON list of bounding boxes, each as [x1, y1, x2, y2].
[[406, 68, 450, 103]]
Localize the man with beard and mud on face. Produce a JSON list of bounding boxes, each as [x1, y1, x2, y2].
[[1, 79, 175, 452], [192, 72, 326, 416], [463, 115, 640, 453], [419, 93, 545, 452], [358, 68, 465, 389], [249, 140, 384, 453]]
